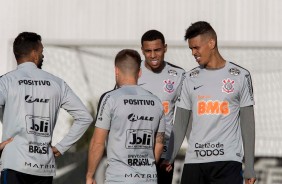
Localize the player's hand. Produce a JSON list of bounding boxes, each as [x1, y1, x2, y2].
[[51, 146, 61, 157], [86, 177, 96, 184], [0, 137, 13, 150], [160, 160, 173, 172], [245, 178, 256, 184]]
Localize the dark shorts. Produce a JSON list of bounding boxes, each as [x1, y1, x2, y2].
[[181, 161, 243, 184], [1, 169, 53, 184], [156, 158, 175, 184]]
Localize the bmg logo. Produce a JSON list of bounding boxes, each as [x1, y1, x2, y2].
[[26, 115, 51, 137], [126, 129, 153, 149]]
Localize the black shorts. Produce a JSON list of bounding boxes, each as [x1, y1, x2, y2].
[[156, 158, 174, 184], [1, 169, 53, 184], [181, 161, 243, 184]]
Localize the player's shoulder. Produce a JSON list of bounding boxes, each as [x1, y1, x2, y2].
[[185, 66, 202, 79], [228, 61, 251, 76], [165, 62, 185, 76]]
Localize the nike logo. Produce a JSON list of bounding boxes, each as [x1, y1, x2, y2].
[[194, 85, 203, 90], [138, 83, 146, 86]]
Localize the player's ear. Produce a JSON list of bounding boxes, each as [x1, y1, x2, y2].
[[138, 68, 142, 79], [141, 47, 144, 55], [164, 44, 167, 53], [208, 39, 216, 49], [115, 66, 119, 77]]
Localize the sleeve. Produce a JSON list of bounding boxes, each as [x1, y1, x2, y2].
[[240, 72, 255, 107], [54, 82, 93, 154], [157, 110, 165, 133], [174, 71, 186, 103], [240, 106, 256, 179], [0, 77, 7, 106], [177, 74, 191, 110], [166, 107, 191, 163], [95, 93, 112, 130]]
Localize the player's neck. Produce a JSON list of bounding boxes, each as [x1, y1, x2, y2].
[[205, 53, 225, 69]]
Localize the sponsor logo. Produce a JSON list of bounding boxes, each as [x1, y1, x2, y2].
[[189, 70, 199, 78], [194, 85, 203, 90], [25, 95, 50, 103], [163, 79, 175, 93], [18, 80, 51, 86], [162, 101, 169, 115], [29, 142, 49, 154], [198, 100, 229, 116], [222, 78, 235, 94], [128, 154, 153, 166], [25, 162, 55, 169], [124, 99, 155, 106], [127, 113, 154, 122], [125, 173, 157, 180], [245, 74, 254, 101], [229, 68, 240, 75], [126, 129, 153, 149], [168, 69, 178, 76], [194, 142, 224, 157], [98, 94, 110, 118], [26, 115, 51, 137]]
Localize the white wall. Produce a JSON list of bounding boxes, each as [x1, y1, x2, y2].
[[1, 0, 282, 74]]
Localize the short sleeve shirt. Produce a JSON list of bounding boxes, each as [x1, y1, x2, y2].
[[138, 61, 184, 158], [96, 85, 165, 184], [178, 61, 255, 164]]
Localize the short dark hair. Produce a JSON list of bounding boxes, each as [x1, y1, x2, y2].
[[141, 30, 165, 46], [115, 49, 141, 75], [13, 32, 42, 60], [184, 21, 217, 41]]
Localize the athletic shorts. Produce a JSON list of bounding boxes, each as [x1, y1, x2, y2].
[[156, 158, 174, 184], [1, 169, 53, 184], [181, 161, 243, 184]]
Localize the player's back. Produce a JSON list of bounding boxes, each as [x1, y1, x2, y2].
[[95, 85, 165, 184], [0, 62, 68, 176]]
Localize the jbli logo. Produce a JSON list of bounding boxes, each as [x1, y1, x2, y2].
[[126, 129, 153, 149], [26, 115, 50, 137], [30, 120, 49, 132]]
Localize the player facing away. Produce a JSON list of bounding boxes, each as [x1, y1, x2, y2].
[[139, 30, 185, 184], [0, 32, 93, 184], [164, 21, 256, 184], [86, 49, 165, 184]]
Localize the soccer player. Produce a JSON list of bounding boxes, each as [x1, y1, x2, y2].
[[165, 21, 256, 184], [139, 30, 185, 184], [0, 32, 93, 184], [86, 49, 165, 184]]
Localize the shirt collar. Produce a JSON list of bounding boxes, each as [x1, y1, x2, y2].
[[17, 62, 38, 69]]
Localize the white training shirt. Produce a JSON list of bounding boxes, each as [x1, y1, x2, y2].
[[0, 62, 93, 176], [138, 61, 184, 159], [96, 85, 165, 184], [178, 61, 255, 164]]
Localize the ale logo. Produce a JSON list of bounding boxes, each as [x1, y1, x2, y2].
[[26, 115, 51, 137], [197, 100, 229, 116], [222, 78, 235, 94]]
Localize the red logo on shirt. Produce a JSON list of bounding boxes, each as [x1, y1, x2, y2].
[[222, 78, 235, 94], [198, 100, 230, 116], [163, 79, 175, 93]]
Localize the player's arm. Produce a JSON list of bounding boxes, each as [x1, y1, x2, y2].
[[240, 106, 256, 183], [0, 78, 7, 106], [166, 107, 191, 163], [86, 127, 108, 184], [154, 132, 165, 163], [54, 82, 93, 155], [166, 107, 191, 164]]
